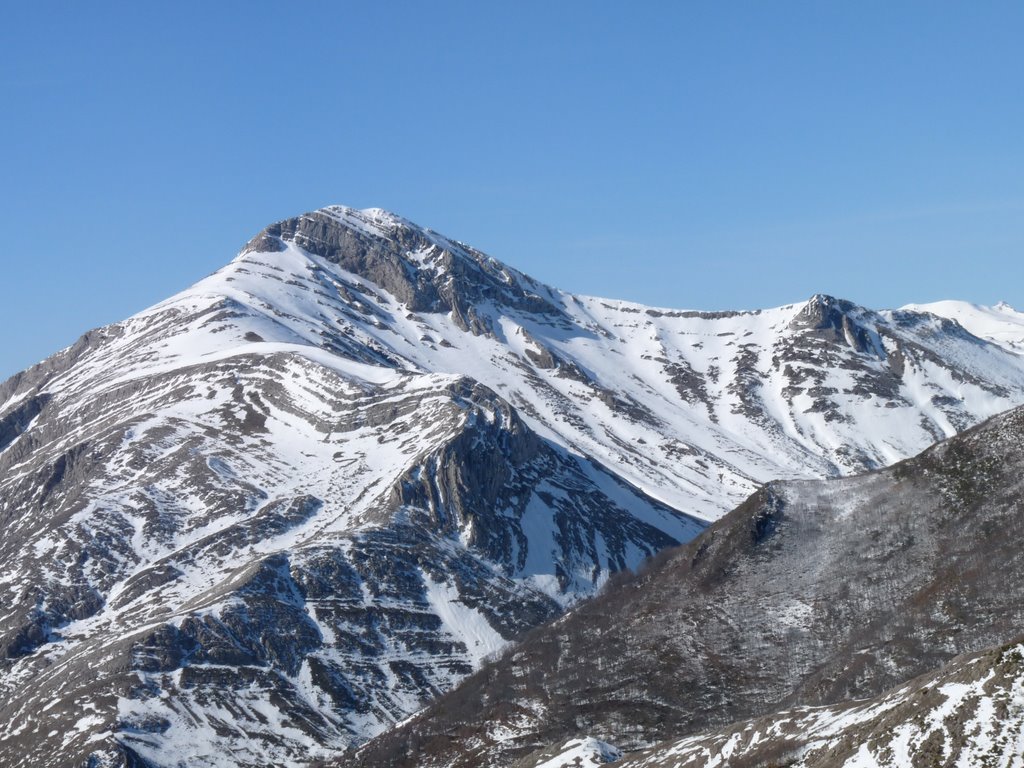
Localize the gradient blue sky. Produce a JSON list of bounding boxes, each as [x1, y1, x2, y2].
[[2, 2, 1024, 379]]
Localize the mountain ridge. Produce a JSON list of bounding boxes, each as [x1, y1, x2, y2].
[[3, 205, 1024, 766]]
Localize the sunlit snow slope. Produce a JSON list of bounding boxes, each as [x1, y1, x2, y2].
[[135, 208, 1024, 518], [1, 206, 1024, 767]]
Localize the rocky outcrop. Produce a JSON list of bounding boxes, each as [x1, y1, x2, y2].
[[243, 207, 570, 334], [789, 293, 883, 356]]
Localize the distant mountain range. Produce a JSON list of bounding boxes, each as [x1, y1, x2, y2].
[[2, 207, 1024, 767]]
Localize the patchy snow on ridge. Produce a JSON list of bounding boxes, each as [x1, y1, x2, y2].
[[619, 643, 1024, 768]]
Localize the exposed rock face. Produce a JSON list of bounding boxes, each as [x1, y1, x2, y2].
[[3, 205, 1024, 767], [243, 207, 569, 333], [789, 293, 882, 355], [343, 404, 1024, 767]]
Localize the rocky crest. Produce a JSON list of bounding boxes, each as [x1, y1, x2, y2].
[[243, 207, 569, 334]]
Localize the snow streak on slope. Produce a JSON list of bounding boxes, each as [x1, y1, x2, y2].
[[2, 206, 1024, 767]]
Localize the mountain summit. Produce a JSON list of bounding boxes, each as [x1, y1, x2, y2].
[[241, 206, 567, 333], [2, 207, 1024, 766]]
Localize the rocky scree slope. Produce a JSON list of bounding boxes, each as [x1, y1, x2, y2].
[[2, 206, 1024, 767], [342, 402, 1024, 767]]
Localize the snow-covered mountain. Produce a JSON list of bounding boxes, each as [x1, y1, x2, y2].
[[2, 206, 1024, 767]]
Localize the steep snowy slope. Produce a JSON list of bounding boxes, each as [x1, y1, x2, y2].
[[343, 403, 1024, 768], [0, 337, 693, 767], [2, 206, 1024, 767]]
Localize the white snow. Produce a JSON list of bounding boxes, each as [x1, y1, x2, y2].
[[904, 299, 1024, 354], [424, 575, 508, 667], [533, 737, 622, 768]]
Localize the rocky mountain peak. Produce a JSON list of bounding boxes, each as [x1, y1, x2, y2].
[[240, 206, 568, 335], [794, 293, 861, 327], [789, 293, 881, 356]]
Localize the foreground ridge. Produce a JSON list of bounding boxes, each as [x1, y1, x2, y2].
[[535, 637, 1024, 768]]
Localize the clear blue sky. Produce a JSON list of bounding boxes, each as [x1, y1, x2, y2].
[[3, 2, 1024, 379]]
